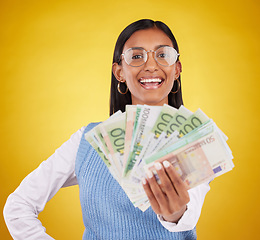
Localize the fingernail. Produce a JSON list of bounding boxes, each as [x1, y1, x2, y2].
[[146, 170, 153, 179], [142, 178, 147, 185], [154, 162, 162, 170], [163, 160, 171, 168]]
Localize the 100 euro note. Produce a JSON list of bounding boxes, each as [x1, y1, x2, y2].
[[122, 105, 162, 206], [123, 105, 162, 178], [123, 105, 137, 170], [156, 108, 210, 152], [84, 110, 123, 181], [99, 112, 126, 177], [136, 104, 178, 162], [150, 105, 193, 154], [177, 108, 210, 137]]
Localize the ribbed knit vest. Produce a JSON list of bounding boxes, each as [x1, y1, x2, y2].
[[75, 123, 197, 240]]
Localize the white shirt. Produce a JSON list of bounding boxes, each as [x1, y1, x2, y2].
[[3, 126, 210, 240]]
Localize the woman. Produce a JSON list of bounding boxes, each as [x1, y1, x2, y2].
[[4, 19, 210, 240]]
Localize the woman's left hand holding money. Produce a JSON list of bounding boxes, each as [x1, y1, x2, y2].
[[142, 160, 190, 223]]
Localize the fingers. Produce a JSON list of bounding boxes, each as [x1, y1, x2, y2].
[[142, 163, 176, 215], [142, 160, 190, 214], [154, 162, 179, 200], [142, 177, 161, 214], [161, 161, 190, 203]]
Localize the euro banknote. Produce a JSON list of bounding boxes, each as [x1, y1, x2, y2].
[[84, 105, 234, 211]]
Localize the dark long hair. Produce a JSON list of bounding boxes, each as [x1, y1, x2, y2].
[[110, 19, 183, 116]]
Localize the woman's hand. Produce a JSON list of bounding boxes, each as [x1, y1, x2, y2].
[[142, 160, 190, 223]]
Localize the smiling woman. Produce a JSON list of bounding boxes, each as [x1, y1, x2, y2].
[[3, 19, 210, 240], [110, 20, 184, 115], [113, 28, 182, 106]]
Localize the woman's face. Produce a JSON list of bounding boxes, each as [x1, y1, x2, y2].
[[113, 27, 181, 106]]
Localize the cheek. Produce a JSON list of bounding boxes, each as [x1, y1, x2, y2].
[[125, 78, 139, 93], [122, 68, 140, 87], [166, 67, 178, 81]]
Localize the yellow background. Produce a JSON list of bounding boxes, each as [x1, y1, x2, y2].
[[1, 0, 259, 239]]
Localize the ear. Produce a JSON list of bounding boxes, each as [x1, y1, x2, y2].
[[174, 61, 182, 79], [112, 63, 125, 82]]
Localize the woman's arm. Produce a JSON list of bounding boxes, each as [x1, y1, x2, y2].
[[3, 127, 85, 240]]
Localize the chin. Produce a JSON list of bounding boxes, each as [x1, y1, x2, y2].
[[141, 97, 167, 106], [131, 90, 169, 106]]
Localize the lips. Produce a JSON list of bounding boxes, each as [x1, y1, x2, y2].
[[138, 77, 164, 90]]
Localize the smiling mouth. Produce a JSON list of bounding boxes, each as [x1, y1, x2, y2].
[[139, 78, 164, 90]]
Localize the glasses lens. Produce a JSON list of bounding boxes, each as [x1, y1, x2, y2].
[[155, 46, 178, 66], [124, 48, 146, 67]]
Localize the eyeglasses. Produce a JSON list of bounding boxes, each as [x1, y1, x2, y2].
[[121, 46, 180, 67]]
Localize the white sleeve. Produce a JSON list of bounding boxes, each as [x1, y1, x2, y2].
[[157, 182, 210, 232], [3, 126, 85, 240]]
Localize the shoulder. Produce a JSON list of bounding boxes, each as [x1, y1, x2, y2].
[[71, 122, 101, 139], [84, 122, 101, 132]]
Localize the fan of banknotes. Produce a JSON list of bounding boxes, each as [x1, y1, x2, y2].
[[85, 104, 234, 211]]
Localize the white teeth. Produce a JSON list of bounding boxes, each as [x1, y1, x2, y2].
[[140, 78, 162, 83]]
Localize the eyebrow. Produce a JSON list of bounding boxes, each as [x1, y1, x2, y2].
[[155, 44, 171, 49], [127, 44, 171, 51]]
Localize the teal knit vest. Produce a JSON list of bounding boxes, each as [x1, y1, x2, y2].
[[75, 123, 197, 240]]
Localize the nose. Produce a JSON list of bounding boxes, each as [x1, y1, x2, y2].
[[143, 51, 158, 72]]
